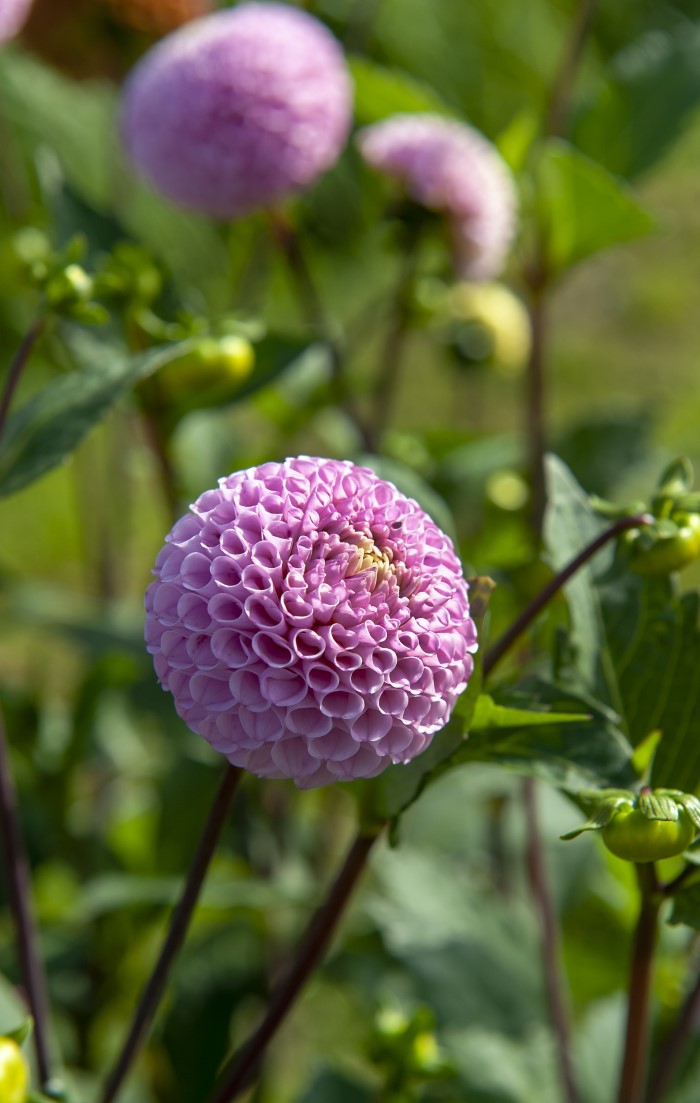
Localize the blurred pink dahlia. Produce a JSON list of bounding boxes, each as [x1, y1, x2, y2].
[[121, 1, 352, 217], [357, 113, 517, 281], [145, 457, 477, 789], [0, 0, 33, 42]]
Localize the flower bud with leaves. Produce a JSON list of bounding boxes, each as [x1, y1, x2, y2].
[[562, 787, 700, 862]]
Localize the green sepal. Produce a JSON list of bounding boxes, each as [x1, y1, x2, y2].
[[3, 1016, 32, 1046], [589, 495, 647, 519], [638, 791, 679, 821], [561, 796, 632, 840], [655, 457, 694, 498], [659, 790, 700, 829]]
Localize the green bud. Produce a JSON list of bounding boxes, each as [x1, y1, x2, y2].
[[562, 787, 700, 863], [45, 264, 93, 308], [0, 1037, 29, 1103]]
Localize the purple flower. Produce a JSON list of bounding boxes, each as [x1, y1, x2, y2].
[[0, 0, 33, 43], [145, 457, 477, 789], [357, 113, 517, 281], [121, 2, 352, 217]]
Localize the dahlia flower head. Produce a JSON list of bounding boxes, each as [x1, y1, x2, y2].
[[121, 2, 353, 217], [0, 0, 33, 43], [145, 457, 477, 789], [357, 113, 517, 281]]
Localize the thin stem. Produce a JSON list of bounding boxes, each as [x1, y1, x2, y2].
[[618, 864, 661, 1103], [482, 513, 651, 679], [99, 764, 244, 1103], [209, 828, 381, 1103], [647, 957, 700, 1103], [526, 287, 548, 537], [523, 776, 580, 1103], [0, 706, 52, 1085], [545, 0, 599, 138], [367, 234, 421, 451], [0, 316, 45, 445]]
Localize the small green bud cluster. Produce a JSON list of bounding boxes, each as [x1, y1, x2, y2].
[[595, 458, 700, 576], [562, 786, 700, 863], [15, 232, 108, 325], [367, 1004, 453, 1099]]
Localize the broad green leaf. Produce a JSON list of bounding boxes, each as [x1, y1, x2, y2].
[[349, 56, 453, 126], [470, 694, 585, 731], [543, 454, 612, 693], [457, 680, 635, 791], [535, 140, 653, 276], [573, 23, 700, 180], [0, 973, 26, 1034], [0, 330, 195, 498], [298, 1070, 372, 1103], [668, 877, 700, 930]]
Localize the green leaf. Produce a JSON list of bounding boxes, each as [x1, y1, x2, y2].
[[535, 140, 653, 277], [349, 56, 453, 126], [668, 878, 700, 930], [0, 329, 195, 498], [3, 1015, 33, 1046], [456, 680, 636, 791], [638, 791, 678, 821], [0, 973, 26, 1035], [470, 694, 585, 731], [573, 23, 700, 179], [560, 799, 627, 841]]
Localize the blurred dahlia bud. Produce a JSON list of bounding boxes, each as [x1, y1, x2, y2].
[[447, 281, 531, 376], [145, 457, 477, 789], [357, 113, 517, 281], [101, 0, 212, 34], [0, 0, 33, 42], [122, 2, 353, 217]]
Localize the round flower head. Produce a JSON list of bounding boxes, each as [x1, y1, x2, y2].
[[357, 113, 517, 281], [0, 0, 33, 42], [121, 2, 353, 217], [145, 457, 477, 789]]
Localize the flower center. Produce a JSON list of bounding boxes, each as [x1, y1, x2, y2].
[[345, 534, 395, 590]]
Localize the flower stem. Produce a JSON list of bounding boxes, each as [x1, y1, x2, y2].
[[99, 764, 244, 1103], [545, 0, 599, 137], [647, 959, 700, 1103], [0, 706, 53, 1086], [0, 316, 45, 446], [209, 828, 381, 1103], [367, 228, 422, 452], [523, 776, 580, 1103], [482, 513, 651, 679], [618, 864, 661, 1103]]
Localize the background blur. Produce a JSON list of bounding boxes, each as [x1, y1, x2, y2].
[[2, 1, 700, 1100]]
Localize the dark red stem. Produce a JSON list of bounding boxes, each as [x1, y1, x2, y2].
[[209, 829, 381, 1103], [100, 765, 244, 1103], [0, 316, 45, 445], [618, 865, 661, 1103], [0, 706, 53, 1085]]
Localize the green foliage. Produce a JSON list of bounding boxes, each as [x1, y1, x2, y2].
[[350, 57, 452, 125], [573, 22, 700, 179], [535, 140, 654, 277]]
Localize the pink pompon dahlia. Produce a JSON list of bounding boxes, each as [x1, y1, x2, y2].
[[357, 113, 517, 281], [145, 457, 477, 789], [121, 2, 353, 217], [0, 0, 33, 42]]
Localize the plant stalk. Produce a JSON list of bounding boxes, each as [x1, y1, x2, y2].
[[483, 513, 651, 679], [0, 707, 52, 1086], [0, 316, 45, 445], [646, 947, 700, 1102], [523, 776, 580, 1103], [99, 764, 244, 1103], [618, 864, 661, 1103], [209, 828, 381, 1103]]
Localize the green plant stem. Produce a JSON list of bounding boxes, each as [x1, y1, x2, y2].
[[367, 230, 422, 452], [0, 316, 45, 445], [99, 764, 244, 1103], [618, 864, 661, 1103], [545, 0, 599, 136], [0, 706, 52, 1086], [522, 776, 580, 1103], [209, 828, 382, 1103], [647, 959, 700, 1103], [483, 513, 651, 679]]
